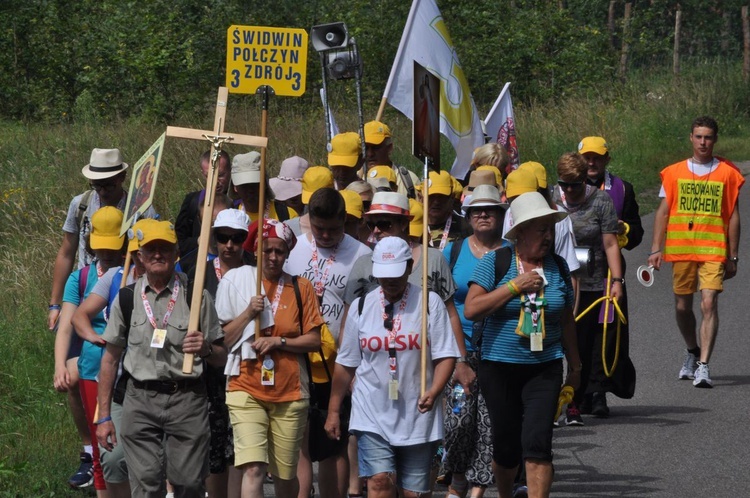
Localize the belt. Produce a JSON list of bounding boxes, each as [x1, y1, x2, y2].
[[131, 378, 201, 395]]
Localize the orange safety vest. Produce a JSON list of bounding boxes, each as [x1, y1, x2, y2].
[[661, 158, 744, 262]]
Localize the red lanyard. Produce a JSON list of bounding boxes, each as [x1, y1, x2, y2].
[[380, 285, 410, 377], [310, 238, 337, 298], [213, 257, 222, 281], [141, 279, 180, 330], [268, 274, 285, 317]]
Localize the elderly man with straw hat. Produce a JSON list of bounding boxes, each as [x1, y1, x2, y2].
[[49, 148, 158, 489]]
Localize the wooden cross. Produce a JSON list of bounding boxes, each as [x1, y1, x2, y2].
[[167, 87, 268, 373]]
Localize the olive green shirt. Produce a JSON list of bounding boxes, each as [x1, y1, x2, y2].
[[103, 272, 223, 382]]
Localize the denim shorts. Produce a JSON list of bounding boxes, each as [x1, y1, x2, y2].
[[353, 430, 438, 494]]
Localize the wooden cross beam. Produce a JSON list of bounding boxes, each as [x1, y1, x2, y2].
[[166, 87, 268, 373]]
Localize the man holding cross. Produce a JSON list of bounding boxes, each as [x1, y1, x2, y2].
[[96, 220, 227, 497]]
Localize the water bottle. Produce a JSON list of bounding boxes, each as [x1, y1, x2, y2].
[[452, 384, 466, 414]]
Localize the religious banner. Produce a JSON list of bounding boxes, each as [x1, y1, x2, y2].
[[383, 0, 484, 180], [226, 25, 308, 96], [484, 82, 520, 174], [413, 61, 440, 171], [121, 132, 166, 235]]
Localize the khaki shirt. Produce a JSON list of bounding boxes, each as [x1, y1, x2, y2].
[[103, 273, 223, 382]]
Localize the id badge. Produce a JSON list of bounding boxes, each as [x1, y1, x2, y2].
[[150, 328, 167, 348], [261, 357, 275, 386], [388, 379, 399, 400], [530, 332, 543, 352]]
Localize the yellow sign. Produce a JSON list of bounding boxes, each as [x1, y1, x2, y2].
[[226, 25, 308, 96]]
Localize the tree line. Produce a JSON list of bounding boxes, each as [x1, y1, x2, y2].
[[0, 0, 746, 122]]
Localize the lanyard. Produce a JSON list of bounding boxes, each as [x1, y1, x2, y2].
[[267, 274, 285, 318], [310, 238, 338, 299], [141, 279, 180, 330], [516, 253, 543, 330], [439, 217, 452, 251], [380, 285, 410, 377], [213, 257, 222, 281]]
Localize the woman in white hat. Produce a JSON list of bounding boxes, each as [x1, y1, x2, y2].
[[464, 192, 581, 498], [440, 184, 508, 497]]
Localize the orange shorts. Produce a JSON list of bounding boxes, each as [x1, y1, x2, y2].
[[672, 261, 724, 295]]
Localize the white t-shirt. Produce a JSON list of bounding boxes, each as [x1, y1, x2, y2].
[[338, 283, 459, 446], [658, 158, 718, 197], [284, 233, 371, 341], [502, 207, 580, 273]]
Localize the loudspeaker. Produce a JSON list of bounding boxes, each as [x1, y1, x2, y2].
[[325, 48, 363, 80], [311, 22, 349, 52]]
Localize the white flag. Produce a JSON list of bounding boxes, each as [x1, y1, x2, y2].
[[383, 0, 484, 180], [320, 88, 340, 139], [484, 82, 520, 173]]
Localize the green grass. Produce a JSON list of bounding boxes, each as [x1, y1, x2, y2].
[[1, 63, 749, 495]]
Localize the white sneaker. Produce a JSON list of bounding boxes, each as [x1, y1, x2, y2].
[[693, 362, 713, 388], [679, 351, 698, 380]]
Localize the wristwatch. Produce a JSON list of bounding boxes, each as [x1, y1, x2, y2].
[[611, 277, 625, 284], [456, 356, 468, 364], [280, 337, 287, 347], [200, 343, 213, 358], [729, 257, 739, 263]]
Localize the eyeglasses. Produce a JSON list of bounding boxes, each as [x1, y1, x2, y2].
[[90, 182, 118, 193], [383, 302, 394, 330], [366, 220, 394, 232], [214, 231, 247, 244], [557, 180, 585, 190]]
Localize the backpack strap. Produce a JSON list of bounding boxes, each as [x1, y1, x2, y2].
[[118, 283, 136, 328], [494, 246, 512, 287], [398, 166, 416, 199], [294, 276, 332, 382], [471, 246, 512, 351], [449, 237, 464, 271], [76, 190, 95, 234], [274, 200, 290, 222]]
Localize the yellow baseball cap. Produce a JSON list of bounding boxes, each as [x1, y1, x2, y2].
[[136, 220, 177, 247], [519, 161, 548, 188], [127, 218, 155, 253], [90, 207, 125, 251], [367, 165, 397, 184], [364, 121, 391, 145], [328, 132, 361, 167], [419, 170, 454, 197], [505, 168, 538, 199], [578, 136, 609, 156], [340, 189, 364, 219], [408, 198, 423, 238], [301, 166, 335, 204]]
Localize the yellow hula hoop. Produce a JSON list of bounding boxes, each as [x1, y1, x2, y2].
[[574, 270, 627, 377]]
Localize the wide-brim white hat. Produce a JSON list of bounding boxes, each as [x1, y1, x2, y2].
[[81, 148, 129, 180], [505, 192, 568, 241], [461, 184, 508, 215]]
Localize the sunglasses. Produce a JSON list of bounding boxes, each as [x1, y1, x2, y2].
[[557, 180, 585, 190], [89, 182, 118, 193], [469, 207, 501, 218], [383, 302, 394, 330], [366, 220, 394, 232], [214, 231, 247, 244]]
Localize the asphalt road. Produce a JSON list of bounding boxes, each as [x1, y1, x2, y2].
[[549, 161, 750, 498], [296, 162, 750, 497]]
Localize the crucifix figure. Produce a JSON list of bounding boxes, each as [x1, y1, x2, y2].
[[167, 87, 268, 373]]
